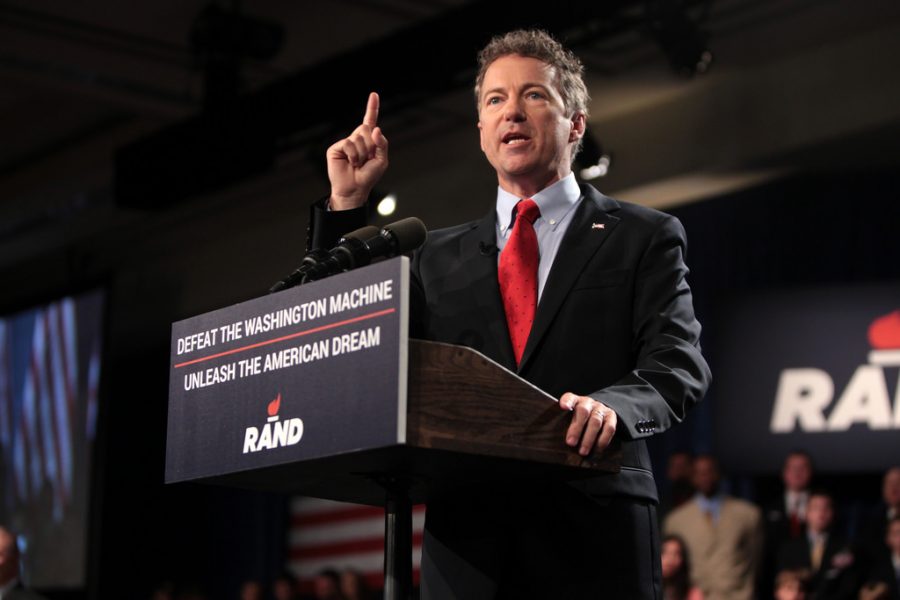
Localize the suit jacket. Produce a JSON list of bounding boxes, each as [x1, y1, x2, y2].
[[761, 493, 808, 598], [311, 183, 711, 500], [664, 497, 763, 600], [777, 532, 860, 600], [861, 548, 900, 600], [309, 183, 711, 595]]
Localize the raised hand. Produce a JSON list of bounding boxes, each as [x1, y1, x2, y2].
[[326, 92, 389, 210]]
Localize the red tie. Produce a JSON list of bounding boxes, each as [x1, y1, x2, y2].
[[498, 198, 540, 366]]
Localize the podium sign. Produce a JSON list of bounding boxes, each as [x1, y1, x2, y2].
[[165, 258, 409, 483]]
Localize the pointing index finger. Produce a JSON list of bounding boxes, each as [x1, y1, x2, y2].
[[363, 92, 379, 127]]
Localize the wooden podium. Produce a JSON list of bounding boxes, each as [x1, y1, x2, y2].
[[166, 258, 620, 599]]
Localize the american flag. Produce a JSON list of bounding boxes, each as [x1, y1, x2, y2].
[[0, 298, 80, 523], [288, 496, 426, 591]]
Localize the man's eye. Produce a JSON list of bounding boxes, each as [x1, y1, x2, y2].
[[527, 91, 544, 99], [487, 97, 501, 105]]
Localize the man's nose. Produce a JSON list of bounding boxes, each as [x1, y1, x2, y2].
[[503, 96, 526, 121]]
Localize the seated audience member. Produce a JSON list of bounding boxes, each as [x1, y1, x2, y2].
[[777, 489, 859, 600], [859, 516, 900, 600], [661, 534, 704, 600], [774, 569, 811, 600], [664, 454, 764, 600]]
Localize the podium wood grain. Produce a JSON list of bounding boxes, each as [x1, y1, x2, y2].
[[407, 340, 621, 473]]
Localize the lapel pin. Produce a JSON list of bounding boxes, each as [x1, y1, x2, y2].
[[592, 223, 605, 230]]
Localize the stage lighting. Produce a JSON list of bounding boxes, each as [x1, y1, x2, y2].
[[580, 155, 611, 181], [576, 128, 612, 181], [377, 194, 397, 216]]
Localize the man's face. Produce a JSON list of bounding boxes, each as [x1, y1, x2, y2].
[[775, 580, 806, 600], [806, 495, 833, 534], [886, 520, 900, 555], [660, 539, 685, 578], [667, 452, 692, 482], [782, 454, 813, 492], [883, 467, 900, 507], [478, 54, 584, 194], [692, 457, 720, 497]]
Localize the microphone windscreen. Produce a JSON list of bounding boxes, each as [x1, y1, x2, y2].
[[340, 225, 380, 243], [382, 217, 427, 253]]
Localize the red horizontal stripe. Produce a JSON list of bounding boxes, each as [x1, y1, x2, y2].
[[291, 503, 425, 527], [173, 307, 395, 368], [290, 531, 424, 560], [292, 505, 384, 526]]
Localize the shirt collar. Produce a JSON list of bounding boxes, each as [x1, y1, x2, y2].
[[808, 530, 828, 545], [695, 493, 723, 512], [786, 490, 809, 512], [496, 172, 581, 236]]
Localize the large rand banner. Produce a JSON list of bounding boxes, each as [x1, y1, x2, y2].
[[716, 284, 900, 473], [166, 258, 409, 483]]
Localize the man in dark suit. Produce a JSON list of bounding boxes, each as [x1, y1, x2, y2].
[[859, 468, 900, 571], [860, 516, 900, 600], [309, 29, 710, 599], [776, 490, 859, 600], [762, 451, 817, 597], [0, 527, 48, 600]]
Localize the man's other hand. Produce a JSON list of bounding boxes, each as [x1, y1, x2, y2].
[[559, 393, 618, 456]]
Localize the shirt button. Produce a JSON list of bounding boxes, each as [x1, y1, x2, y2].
[[549, 219, 556, 225]]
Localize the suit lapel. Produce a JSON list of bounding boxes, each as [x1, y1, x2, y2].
[[518, 185, 620, 372], [457, 210, 517, 369]]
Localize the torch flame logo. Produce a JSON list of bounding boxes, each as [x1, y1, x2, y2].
[[267, 393, 281, 417], [868, 310, 900, 350]]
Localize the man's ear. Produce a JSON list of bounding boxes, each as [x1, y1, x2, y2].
[[478, 120, 486, 154], [569, 112, 586, 143]]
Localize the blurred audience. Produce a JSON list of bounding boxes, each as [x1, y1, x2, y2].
[[340, 570, 373, 600], [664, 454, 764, 600], [273, 571, 299, 600], [774, 568, 811, 600], [239, 579, 264, 600], [777, 489, 859, 600], [312, 569, 344, 600], [661, 534, 704, 600]]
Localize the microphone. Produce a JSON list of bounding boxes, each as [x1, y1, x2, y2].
[[302, 217, 427, 282], [269, 225, 380, 293], [269, 218, 427, 291]]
